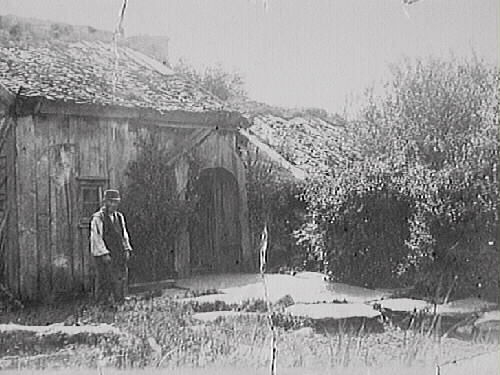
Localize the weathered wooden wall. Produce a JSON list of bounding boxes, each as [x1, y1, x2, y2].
[[191, 132, 251, 269], [0, 107, 19, 295], [8, 111, 250, 299], [170, 131, 252, 277]]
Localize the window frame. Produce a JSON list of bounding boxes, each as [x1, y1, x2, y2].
[[77, 176, 108, 228]]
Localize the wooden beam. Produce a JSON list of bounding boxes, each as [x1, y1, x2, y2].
[[0, 208, 8, 240], [6, 117, 19, 296], [0, 116, 15, 153], [164, 128, 214, 168], [16, 96, 248, 130], [0, 84, 15, 107], [34, 115, 52, 298], [16, 115, 38, 299], [75, 176, 109, 182]]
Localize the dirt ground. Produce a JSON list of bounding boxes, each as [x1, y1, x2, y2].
[[1, 272, 498, 374], [2, 353, 499, 375]]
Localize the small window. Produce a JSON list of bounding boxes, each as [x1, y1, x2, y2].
[[82, 186, 102, 218], [77, 177, 107, 227]]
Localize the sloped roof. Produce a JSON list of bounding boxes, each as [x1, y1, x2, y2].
[[239, 128, 308, 180], [234, 100, 358, 178], [0, 40, 222, 113]]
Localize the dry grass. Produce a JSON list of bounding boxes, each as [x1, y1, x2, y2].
[[0, 293, 497, 374], [1, 355, 499, 375]]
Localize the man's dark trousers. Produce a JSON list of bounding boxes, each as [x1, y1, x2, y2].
[[95, 212, 128, 304], [95, 256, 127, 303]]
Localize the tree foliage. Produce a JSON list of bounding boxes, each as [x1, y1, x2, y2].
[[244, 149, 306, 271], [298, 57, 498, 298], [120, 133, 200, 282], [174, 59, 247, 101]]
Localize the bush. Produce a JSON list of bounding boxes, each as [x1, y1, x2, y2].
[[325, 190, 414, 288], [298, 57, 498, 298], [244, 151, 306, 271], [120, 133, 199, 283]]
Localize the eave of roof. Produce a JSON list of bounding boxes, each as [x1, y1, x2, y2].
[[231, 99, 362, 179], [8, 93, 248, 129], [0, 40, 247, 128]]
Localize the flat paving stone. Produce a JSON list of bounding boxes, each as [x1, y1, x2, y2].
[[474, 310, 500, 333], [436, 298, 497, 315], [179, 272, 391, 306], [371, 298, 431, 312], [286, 303, 380, 320], [0, 323, 121, 336]]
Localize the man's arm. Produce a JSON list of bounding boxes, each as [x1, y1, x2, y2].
[[90, 214, 110, 257], [119, 213, 133, 252]]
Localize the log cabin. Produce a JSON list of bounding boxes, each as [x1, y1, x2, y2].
[[0, 40, 252, 300]]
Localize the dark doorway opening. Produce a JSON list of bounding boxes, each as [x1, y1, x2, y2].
[[189, 168, 241, 273]]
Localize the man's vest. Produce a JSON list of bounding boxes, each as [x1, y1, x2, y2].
[[102, 212, 127, 266]]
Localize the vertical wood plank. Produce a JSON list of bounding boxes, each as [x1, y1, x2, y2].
[[16, 115, 38, 299], [0, 113, 6, 286], [6, 117, 19, 296], [81, 222, 93, 294], [231, 133, 251, 270], [237, 157, 251, 269], [68, 117, 84, 293], [70, 116, 91, 292], [91, 117, 106, 292], [72, 117, 91, 293], [107, 118, 134, 190], [48, 118, 58, 296], [97, 119, 108, 181], [107, 119, 116, 188], [34, 115, 52, 298], [49, 115, 75, 296], [191, 131, 250, 273], [174, 156, 190, 277]]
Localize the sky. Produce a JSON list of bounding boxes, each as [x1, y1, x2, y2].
[[0, 0, 498, 114]]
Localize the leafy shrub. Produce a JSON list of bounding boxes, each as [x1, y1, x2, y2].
[[298, 57, 498, 298], [244, 151, 307, 271], [120, 133, 200, 282], [326, 189, 414, 288]]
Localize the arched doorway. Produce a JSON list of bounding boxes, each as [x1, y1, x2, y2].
[[189, 168, 242, 273]]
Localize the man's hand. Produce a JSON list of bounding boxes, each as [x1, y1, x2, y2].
[[102, 254, 112, 264]]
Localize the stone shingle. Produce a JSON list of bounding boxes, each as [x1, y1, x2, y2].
[[248, 113, 357, 176], [0, 40, 222, 113]]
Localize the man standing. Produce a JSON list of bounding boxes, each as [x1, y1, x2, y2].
[[90, 189, 133, 304]]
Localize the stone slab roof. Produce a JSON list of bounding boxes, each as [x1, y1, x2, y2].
[[233, 100, 359, 178], [0, 40, 222, 113]]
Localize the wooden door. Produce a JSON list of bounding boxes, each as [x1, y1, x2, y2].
[[189, 168, 241, 273]]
